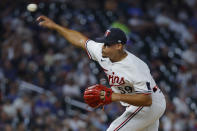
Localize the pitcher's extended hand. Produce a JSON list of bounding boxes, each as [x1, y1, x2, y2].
[[36, 15, 57, 29]]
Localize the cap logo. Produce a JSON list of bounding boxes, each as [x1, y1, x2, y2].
[[118, 40, 121, 43], [105, 30, 111, 37]]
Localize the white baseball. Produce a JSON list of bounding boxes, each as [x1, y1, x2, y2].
[[27, 3, 38, 12]]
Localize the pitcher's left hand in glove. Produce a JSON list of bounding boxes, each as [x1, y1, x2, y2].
[[84, 84, 113, 108]]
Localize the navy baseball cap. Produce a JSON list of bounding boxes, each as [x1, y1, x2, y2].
[[96, 28, 127, 45]]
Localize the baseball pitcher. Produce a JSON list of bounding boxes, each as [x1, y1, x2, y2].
[[37, 15, 166, 131]]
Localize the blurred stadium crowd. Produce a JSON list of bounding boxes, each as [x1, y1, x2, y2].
[[0, 0, 197, 131]]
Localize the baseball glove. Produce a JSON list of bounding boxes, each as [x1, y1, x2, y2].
[[84, 84, 113, 108]]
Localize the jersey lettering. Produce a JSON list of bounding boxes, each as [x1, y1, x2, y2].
[[108, 72, 125, 86], [119, 77, 125, 85]]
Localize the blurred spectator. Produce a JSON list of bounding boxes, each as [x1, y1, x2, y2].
[[3, 99, 17, 118], [62, 78, 80, 98], [111, 15, 131, 35], [34, 94, 54, 115], [182, 44, 197, 67]]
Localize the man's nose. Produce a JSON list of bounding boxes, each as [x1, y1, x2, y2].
[[102, 45, 105, 50], [102, 45, 106, 49]]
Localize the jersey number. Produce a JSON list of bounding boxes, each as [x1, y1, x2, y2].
[[118, 86, 132, 94]]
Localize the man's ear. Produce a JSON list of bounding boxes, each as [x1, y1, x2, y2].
[[117, 44, 123, 50]]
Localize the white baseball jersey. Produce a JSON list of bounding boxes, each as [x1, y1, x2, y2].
[[85, 40, 157, 106], [85, 40, 166, 131]]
